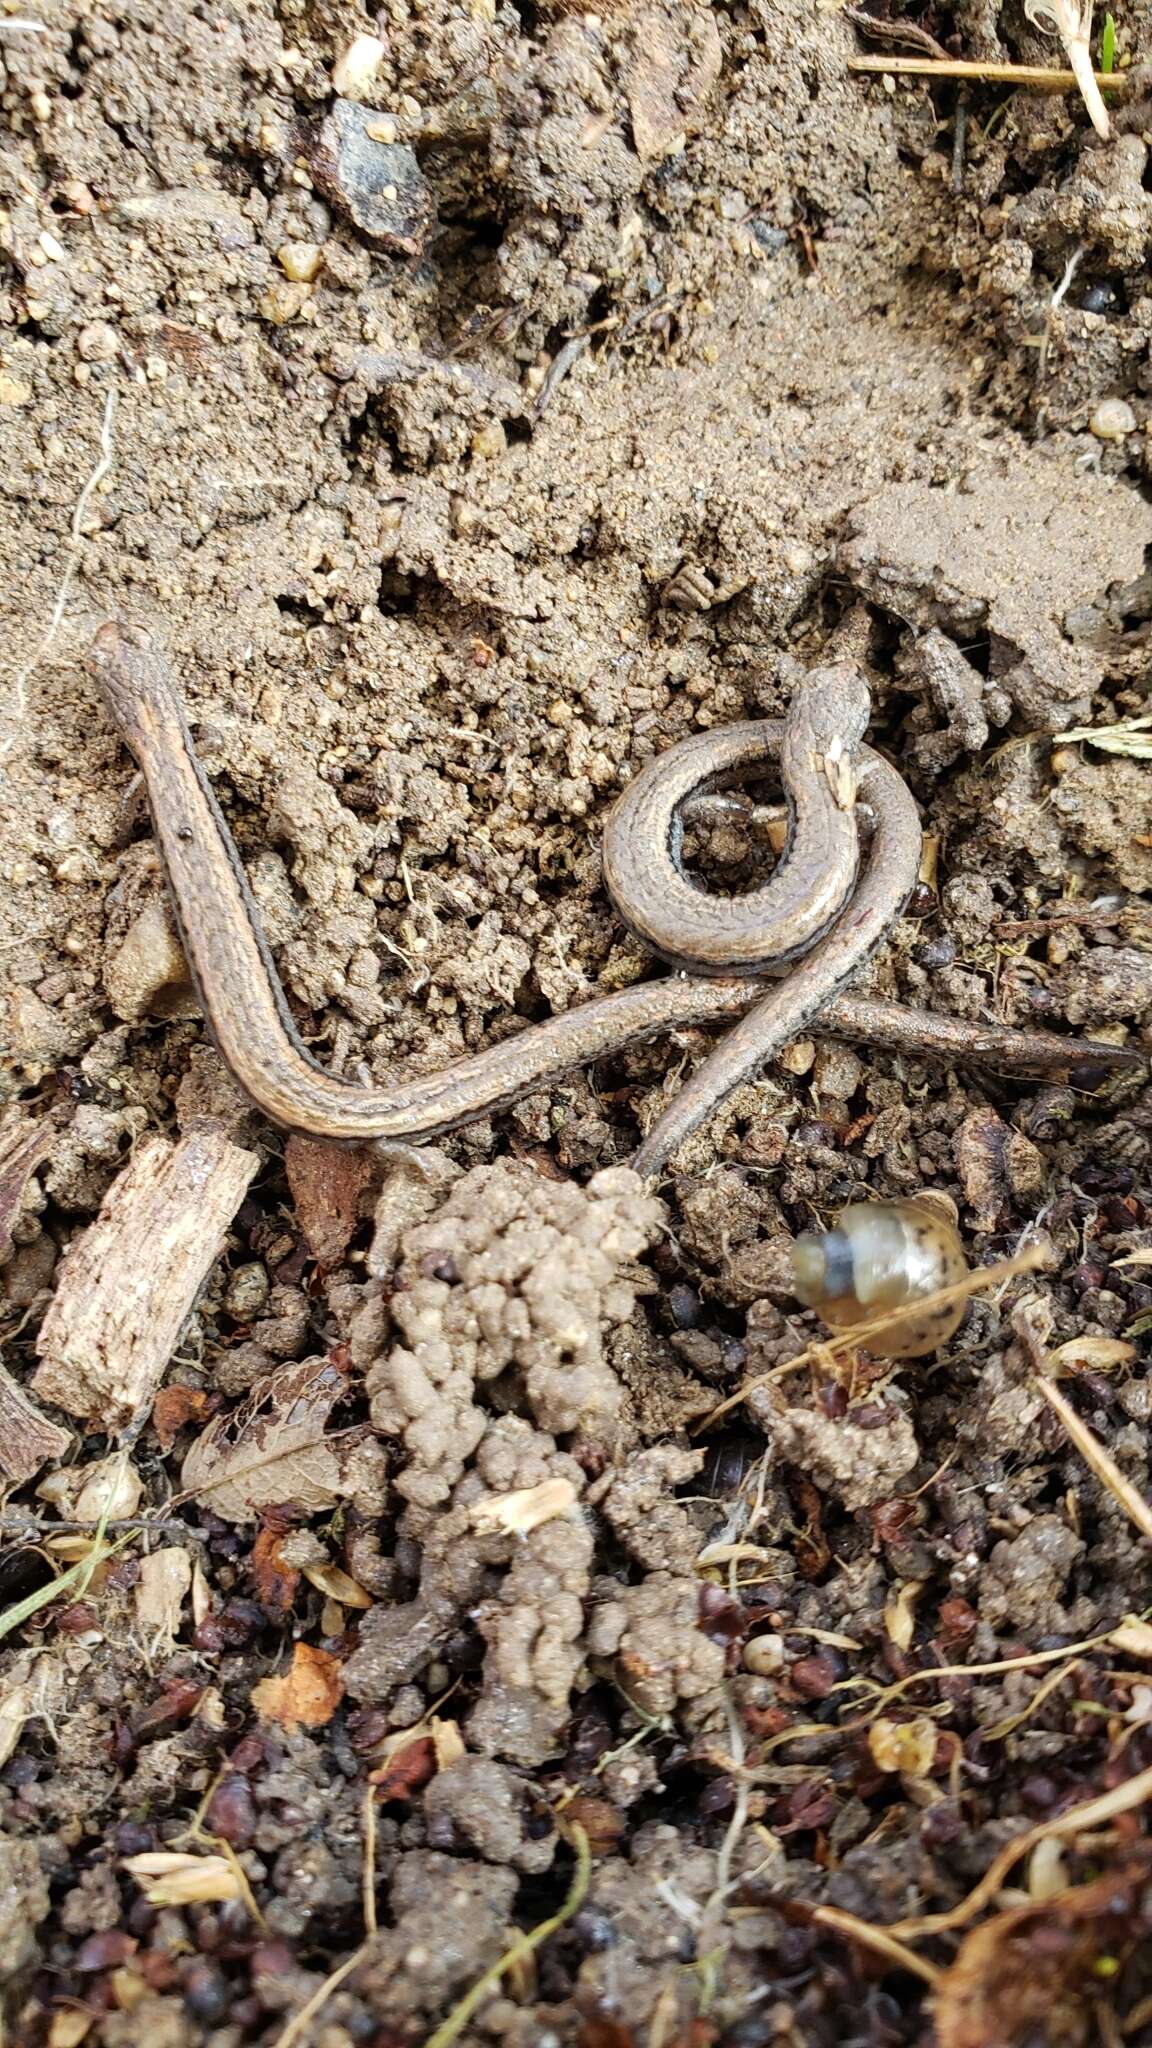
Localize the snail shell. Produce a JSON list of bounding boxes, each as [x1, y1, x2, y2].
[[790, 1198, 969, 1359]]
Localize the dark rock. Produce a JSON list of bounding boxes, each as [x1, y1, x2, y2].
[[312, 101, 435, 254]]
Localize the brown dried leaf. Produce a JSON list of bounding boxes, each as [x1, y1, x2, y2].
[[180, 1354, 386, 1524], [251, 1526, 301, 1621], [372, 1732, 438, 1801], [285, 1134, 374, 1265], [251, 1642, 344, 1729]]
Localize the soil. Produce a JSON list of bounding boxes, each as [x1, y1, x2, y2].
[[2, 0, 1152, 2041]]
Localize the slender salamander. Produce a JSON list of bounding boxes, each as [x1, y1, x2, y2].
[[89, 621, 1138, 1179]]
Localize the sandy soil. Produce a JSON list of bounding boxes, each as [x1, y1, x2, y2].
[[1, 0, 1152, 2041]]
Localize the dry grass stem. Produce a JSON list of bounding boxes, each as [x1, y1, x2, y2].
[[848, 53, 1123, 90], [811, 1905, 943, 1986], [1035, 1377, 1152, 1544]]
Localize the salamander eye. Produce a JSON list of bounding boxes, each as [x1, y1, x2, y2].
[[790, 1197, 970, 1359]]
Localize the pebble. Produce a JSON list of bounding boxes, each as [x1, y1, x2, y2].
[[1090, 398, 1136, 440], [331, 32, 386, 98], [743, 1633, 785, 1676], [313, 99, 434, 255], [260, 278, 311, 324], [77, 319, 118, 362], [224, 1263, 270, 1321], [277, 240, 324, 282]]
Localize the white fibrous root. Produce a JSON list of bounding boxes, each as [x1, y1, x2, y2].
[[1023, 0, 1111, 139]]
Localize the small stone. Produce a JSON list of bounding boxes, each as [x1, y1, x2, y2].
[[77, 320, 118, 362], [277, 240, 324, 282], [776, 1037, 815, 1076], [332, 32, 386, 98], [312, 99, 435, 255], [224, 1263, 270, 1322], [260, 278, 311, 324], [471, 420, 507, 460], [1090, 398, 1136, 441], [743, 1633, 784, 1676], [365, 115, 397, 145], [0, 373, 32, 406]]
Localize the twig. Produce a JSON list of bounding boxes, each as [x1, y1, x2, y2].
[[1034, 1377, 1152, 1544], [425, 1825, 592, 2048], [849, 54, 1125, 87], [362, 1781, 378, 1937], [1, 386, 116, 772]]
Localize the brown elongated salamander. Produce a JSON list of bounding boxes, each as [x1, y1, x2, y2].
[[89, 622, 1138, 1179]]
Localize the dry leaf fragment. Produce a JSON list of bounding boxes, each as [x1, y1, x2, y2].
[[1049, 1335, 1137, 1374], [48, 2014, 93, 2048], [372, 1733, 438, 1801], [251, 1642, 345, 1729], [0, 1359, 72, 1487], [251, 1525, 301, 1621], [285, 1134, 374, 1265], [625, 5, 723, 162], [151, 1384, 214, 1450], [135, 1547, 192, 1647], [180, 1353, 386, 1524], [0, 1116, 52, 1261], [1109, 1619, 1152, 1659], [301, 1561, 374, 1609], [431, 1714, 466, 1770], [884, 1579, 924, 1652], [0, 1682, 32, 1769], [869, 1717, 938, 1778], [471, 1476, 579, 1536], [123, 1852, 242, 1906]]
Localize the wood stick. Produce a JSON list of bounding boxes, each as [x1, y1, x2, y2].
[[0, 1359, 72, 1485], [32, 1132, 257, 1431]]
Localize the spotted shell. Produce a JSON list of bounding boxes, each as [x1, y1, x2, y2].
[[790, 1198, 969, 1359]]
